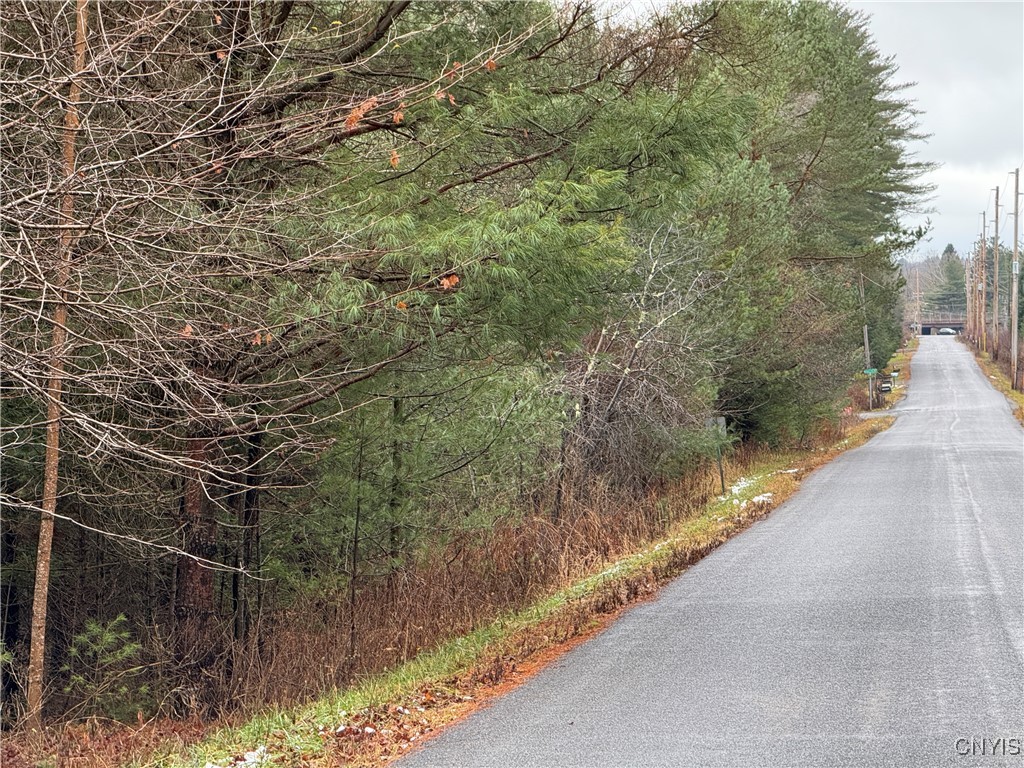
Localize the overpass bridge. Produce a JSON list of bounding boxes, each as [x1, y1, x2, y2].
[[914, 312, 966, 335]]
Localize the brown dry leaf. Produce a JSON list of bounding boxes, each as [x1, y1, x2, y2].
[[179, 324, 193, 338], [252, 333, 262, 346], [389, 149, 400, 169], [345, 96, 379, 128], [214, 50, 226, 61]]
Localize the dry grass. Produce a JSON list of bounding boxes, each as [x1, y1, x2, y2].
[[881, 337, 917, 408]]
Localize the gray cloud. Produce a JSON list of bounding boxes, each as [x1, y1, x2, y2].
[[847, 1, 1024, 256]]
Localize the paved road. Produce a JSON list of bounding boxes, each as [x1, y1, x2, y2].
[[401, 337, 1024, 767]]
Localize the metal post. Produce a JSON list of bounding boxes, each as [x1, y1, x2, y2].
[[716, 443, 725, 495]]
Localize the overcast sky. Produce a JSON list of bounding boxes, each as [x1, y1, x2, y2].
[[845, 1, 1023, 260]]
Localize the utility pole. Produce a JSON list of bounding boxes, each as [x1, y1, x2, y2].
[[973, 249, 980, 342], [1012, 168, 1020, 389], [915, 268, 921, 334], [966, 252, 973, 340], [993, 187, 1000, 354], [981, 212, 988, 352], [970, 244, 978, 342], [859, 273, 873, 408]]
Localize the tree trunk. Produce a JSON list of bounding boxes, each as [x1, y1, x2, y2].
[[26, 0, 88, 728], [173, 435, 218, 709], [232, 432, 262, 643], [387, 398, 403, 566], [347, 435, 364, 671]]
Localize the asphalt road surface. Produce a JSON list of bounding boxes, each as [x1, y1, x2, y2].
[[400, 336, 1024, 768]]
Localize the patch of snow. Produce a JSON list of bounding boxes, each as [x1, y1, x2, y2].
[[243, 747, 269, 767], [204, 746, 269, 768], [729, 476, 755, 495]]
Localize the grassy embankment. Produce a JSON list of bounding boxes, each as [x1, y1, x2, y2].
[[13, 349, 915, 768], [881, 336, 917, 408]]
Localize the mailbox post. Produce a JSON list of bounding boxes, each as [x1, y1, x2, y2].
[[864, 368, 877, 409]]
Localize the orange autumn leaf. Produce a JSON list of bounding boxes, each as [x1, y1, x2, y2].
[[264, 332, 273, 344], [434, 90, 446, 101], [440, 274, 460, 290], [214, 50, 226, 61], [447, 93, 456, 106], [392, 110, 404, 124], [345, 96, 378, 128], [251, 333, 262, 346], [396, 300, 408, 310], [485, 58, 497, 72], [389, 149, 400, 169], [179, 323, 193, 338]]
